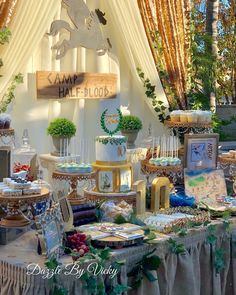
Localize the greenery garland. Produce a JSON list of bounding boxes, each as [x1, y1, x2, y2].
[[100, 108, 123, 136], [95, 136, 127, 145], [137, 68, 170, 123]]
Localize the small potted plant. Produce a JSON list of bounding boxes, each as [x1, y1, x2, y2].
[[47, 118, 76, 156], [120, 115, 143, 148]]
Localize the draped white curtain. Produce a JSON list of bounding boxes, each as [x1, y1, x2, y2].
[[104, 0, 169, 116], [0, 0, 169, 157], [0, 0, 61, 99]]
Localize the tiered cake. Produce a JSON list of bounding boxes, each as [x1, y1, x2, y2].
[[92, 135, 133, 193]]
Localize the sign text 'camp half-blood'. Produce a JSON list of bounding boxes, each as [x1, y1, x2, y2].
[[36, 71, 117, 99]]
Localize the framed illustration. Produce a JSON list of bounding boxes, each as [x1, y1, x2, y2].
[[184, 133, 219, 170], [184, 168, 227, 202], [120, 169, 132, 192], [98, 171, 113, 192], [35, 203, 64, 258]]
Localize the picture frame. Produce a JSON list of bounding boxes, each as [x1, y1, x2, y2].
[[35, 203, 64, 258], [98, 171, 113, 192], [120, 169, 132, 192], [184, 133, 219, 170]]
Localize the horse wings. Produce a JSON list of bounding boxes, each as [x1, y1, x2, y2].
[[63, 0, 90, 29]]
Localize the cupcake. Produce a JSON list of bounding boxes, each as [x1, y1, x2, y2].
[[154, 158, 161, 166], [195, 110, 204, 123], [170, 111, 181, 122], [160, 158, 168, 166], [204, 111, 212, 123], [187, 111, 198, 123], [187, 112, 194, 123], [149, 158, 155, 165], [229, 150, 236, 159], [179, 111, 188, 123], [168, 157, 176, 166]]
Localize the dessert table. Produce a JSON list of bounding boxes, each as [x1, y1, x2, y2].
[[0, 219, 236, 295]]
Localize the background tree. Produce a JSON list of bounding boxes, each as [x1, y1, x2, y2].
[[216, 0, 236, 103]]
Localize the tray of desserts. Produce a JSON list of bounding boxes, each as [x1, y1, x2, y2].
[[218, 151, 236, 164], [198, 195, 236, 217], [141, 159, 182, 174], [138, 207, 209, 233], [55, 162, 93, 173], [0, 177, 41, 197], [77, 223, 144, 248], [166, 110, 212, 127]]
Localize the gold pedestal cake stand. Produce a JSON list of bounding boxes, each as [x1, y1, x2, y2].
[[84, 189, 137, 206], [52, 171, 97, 205], [0, 128, 15, 146], [164, 121, 213, 134], [0, 188, 50, 227]]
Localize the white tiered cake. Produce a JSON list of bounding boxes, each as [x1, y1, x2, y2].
[[95, 135, 127, 164], [93, 135, 132, 193]]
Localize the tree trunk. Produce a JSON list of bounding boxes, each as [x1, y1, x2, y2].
[[206, 0, 219, 111], [206, 0, 219, 56]]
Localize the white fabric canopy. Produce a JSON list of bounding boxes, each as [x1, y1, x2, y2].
[[0, 0, 61, 98], [104, 0, 169, 116], [0, 0, 169, 157]]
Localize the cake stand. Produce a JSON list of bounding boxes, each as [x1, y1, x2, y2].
[[0, 188, 50, 227], [84, 189, 137, 206], [52, 171, 96, 205], [164, 121, 213, 135], [0, 128, 15, 147], [141, 160, 183, 183]]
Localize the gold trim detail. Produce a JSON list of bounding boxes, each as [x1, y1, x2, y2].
[[95, 160, 127, 166]]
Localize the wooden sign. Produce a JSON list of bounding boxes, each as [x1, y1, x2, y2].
[[36, 71, 117, 99]]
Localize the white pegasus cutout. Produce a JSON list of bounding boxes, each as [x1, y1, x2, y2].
[[49, 0, 111, 59]]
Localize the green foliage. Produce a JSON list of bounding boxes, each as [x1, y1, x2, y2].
[[120, 115, 143, 131], [151, 30, 180, 108], [77, 244, 130, 294], [0, 27, 11, 45], [0, 28, 23, 111], [114, 214, 127, 224], [168, 238, 186, 254], [47, 118, 76, 137], [128, 249, 161, 289], [44, 257, 68, 295], [188, 4, 216, 109], [216, 0, 236, 102], [0, 27, 11, 74], [205, 216, 232, 275], [189, 0, 236, 107], [137, 68, 170, 123], [172, 225, 188, 237], [214, 248, 225, 274], [100, 108, 123, 136], [96, 136, 127, 145], [206, 224, 217, 245], [0, 73, 24, 113], [212, 113, 236, 141], [109, 284, 130, 295]]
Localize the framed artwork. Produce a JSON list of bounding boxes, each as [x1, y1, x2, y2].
[[98, 171, 113, 192], [35, 203, 64, 258], [184, 133, 219, 170], [184, 168, 227, 202], [120, 169, 132, 192], [57, 190, 74, 232]]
